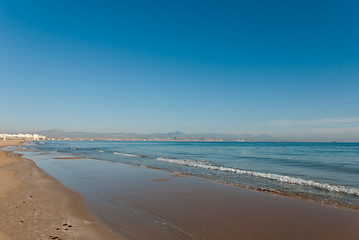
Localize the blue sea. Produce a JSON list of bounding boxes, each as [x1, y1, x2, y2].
[[11, 141, 359, 209]]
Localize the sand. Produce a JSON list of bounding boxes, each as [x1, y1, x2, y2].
[[127, 175, 359, 239], [2, 140, 359, 240], [0, 140, 121, 240], [76, 160, 359, 240]]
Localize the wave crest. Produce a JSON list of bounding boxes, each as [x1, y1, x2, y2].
[[114, 152, 142, 157], [156, 157, 359, 196]]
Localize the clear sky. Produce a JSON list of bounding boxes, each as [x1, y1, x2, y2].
[[1, 0, 358, 141]]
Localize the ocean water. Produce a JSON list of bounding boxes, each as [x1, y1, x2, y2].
[[13, 141, 359, 208]]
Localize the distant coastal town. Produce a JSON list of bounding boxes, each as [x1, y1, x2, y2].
[[46, 137, 246, 142], [0, 133, 246, 142], [0, 129, 276, 142], [0, 133, 47, 141]]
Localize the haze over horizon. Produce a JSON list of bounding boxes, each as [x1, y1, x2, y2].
[[1, 1, 358, 141]]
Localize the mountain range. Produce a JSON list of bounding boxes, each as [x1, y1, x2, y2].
[[36, 129, 275, 142]]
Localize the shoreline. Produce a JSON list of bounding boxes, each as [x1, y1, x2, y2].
[[129, 162, 359, 212], [3, 140, 359, 239], [40, 140, 359, 210], [80, 158, 359, 240], [0, 140, 121, 240]]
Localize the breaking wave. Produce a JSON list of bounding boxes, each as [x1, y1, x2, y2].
[[114, 152, 142, 157], [156, 157, 359, 196]]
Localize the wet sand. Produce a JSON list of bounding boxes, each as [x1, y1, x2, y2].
[[126, 173, 359, 239], [2, 140, 359, 240], [50, 156, 358, 240], [0, 140, 121, 240]]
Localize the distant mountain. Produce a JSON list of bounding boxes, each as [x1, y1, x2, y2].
[[37, 129, 276, 142], [37, 129, 141, 139], [256, 134, 275, 141], [37, 129, 68, 138]]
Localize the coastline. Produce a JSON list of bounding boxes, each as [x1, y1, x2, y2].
[[2, 140, 359, 239], [0, 140, 121, 240], [81, 162, 359, 240]]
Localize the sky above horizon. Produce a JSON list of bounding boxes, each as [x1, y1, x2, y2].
[[1, 0, 358, 141]]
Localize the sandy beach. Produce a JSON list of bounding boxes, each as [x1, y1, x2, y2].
[[0, 140, 121, 240], [3, 0, 358, 238], [76, 159, 359, 240], [2, 140, 359, 240]]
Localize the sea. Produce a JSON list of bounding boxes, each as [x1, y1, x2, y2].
[[8, 141, 359, 209]]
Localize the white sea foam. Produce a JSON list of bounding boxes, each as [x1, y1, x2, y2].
[[156, 157, 359, 196], [114, 152, 141, 157]]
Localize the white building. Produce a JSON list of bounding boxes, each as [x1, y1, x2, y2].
[[0, 133, 46, 141]]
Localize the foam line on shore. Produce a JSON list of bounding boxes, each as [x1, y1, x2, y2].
[[114, 152, 142, 157], [156, 157, 359, 196]]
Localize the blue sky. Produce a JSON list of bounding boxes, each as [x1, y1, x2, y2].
[[1, 0, 358, 141]]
